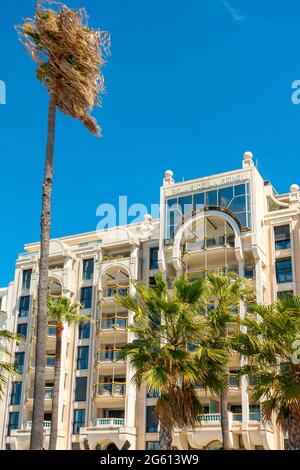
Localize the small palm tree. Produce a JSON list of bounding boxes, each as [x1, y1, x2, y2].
[[232, 295, 300, 450], [0, 313, 23, 397], [116, 275, 226, 450], [205, 273, 252, 450], [16, 1, 110, 449], [47, 296, 89, 450]]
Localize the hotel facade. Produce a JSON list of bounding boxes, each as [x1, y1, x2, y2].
[[0, 151, 299, 450]]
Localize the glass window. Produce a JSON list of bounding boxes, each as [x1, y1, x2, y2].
[[10, 382, 22, 405], [277, 290, 293, 299], [47, 324, 57, 336], [146, 441, 160, 450], [82, 259, 94, 281], [178, 195, 193, 217], [149, 247, 159, 270], [218, 186, 233, 207], [206, 190, 218, 206], [80, 287, 92, 309], [146, 406, 158, 433], [17, 323, 27, 340], [14, 352, 25, 374], [19, 296, 30, 317], [22, 269, 32, 290], [8, 412, 19, 435], [75, 377, 87, 402], [79, 321, 90, 339], [234, 184, 246, 196], [274, 225, 291, 250], [276, 258, 293, 284], [227, 195, 246, 214], [77, 346, 89, 370], [193, 192, 204, 211], [73, 409, 85, 434]]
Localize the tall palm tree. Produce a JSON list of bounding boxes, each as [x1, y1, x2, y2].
[[232, 294, 300, 450], [17, 1, 110, 450], [47, 296, 89, 450], [116, 275, 227, 450], [205, 273, 252, 450], [0, 313, 23, 397]]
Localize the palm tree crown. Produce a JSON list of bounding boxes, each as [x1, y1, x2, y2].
[[232, 294, 300, 450], [116, 275, 227, 449]]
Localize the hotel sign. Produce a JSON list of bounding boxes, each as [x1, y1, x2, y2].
[[164, 171, 251, 197]]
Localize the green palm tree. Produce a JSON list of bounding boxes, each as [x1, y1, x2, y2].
[[205, 273, 252, 450], [47, 296, 89, 450], [116, 275, 227, 450], [0, 313, 23, 397], [16, 2, 110, 449], [232, 294, 300, 450]]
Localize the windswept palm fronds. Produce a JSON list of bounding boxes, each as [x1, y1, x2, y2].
[[16, 0, 110, 135]]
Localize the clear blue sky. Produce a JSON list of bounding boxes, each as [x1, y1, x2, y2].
[[1, 0, 300, 286]]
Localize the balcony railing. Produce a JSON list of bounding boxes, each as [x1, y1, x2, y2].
[[98, 317, 128, 329], [197, 413, 221, 422], [249, 411, 261, 421], [232, 412, 261, 422], [27, 387, 54, 400], [27, 421, 51, 430], [94, 382, 126, 397], [93, 418, 124, 427], [103, 287, 129, 298], [96, 349, 124, 362]]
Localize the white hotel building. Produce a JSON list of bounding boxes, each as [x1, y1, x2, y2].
[[0, 151, 299, 450]]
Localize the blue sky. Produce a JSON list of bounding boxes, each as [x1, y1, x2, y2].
[[1, 0, 300, 286]]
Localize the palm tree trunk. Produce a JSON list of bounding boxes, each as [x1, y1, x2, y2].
[[159, 425, 172, 450], [49, 322, 62, 450], [287, 405, 300, 450], [220, 388, 230, 450], [30, 91, 57, 450]]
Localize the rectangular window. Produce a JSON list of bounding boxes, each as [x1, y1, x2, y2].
[[149, 248, 159, 270], [10, 382, 22, 405], [276, 258, 293, 284], [77, 346, 89, 370], [80, 287, 92, 309], [73, 409, 85, 434], [146, 441, 160, 450], [82, 259, 94, 281], [8, 412, 19, 435], [277, 290, 294, 299], [14, 352, 25, 374], [75, 377, 87, 401], [274, 225, 291, 250], [78, 321, 90, 339], [146, 406, 158, 433], [19, 296, 30, 317], [47, 323, 57, 336], [17, 323, 27, 340], [22, 269, 32, 290]]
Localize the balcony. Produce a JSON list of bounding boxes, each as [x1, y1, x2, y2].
[[102, 287, 129, 299], [94, 382, 126, 407], [27, 420, 51, 430], [93, 418, 125, 428], [95, 382, 125, 396], [98, 317, 128, 330], [96, 349, 124, 362], [97, 317, 128, 342], [78, 417, 137, 450], [197, 413, 221, 422], [26, 387, 53, 410]]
